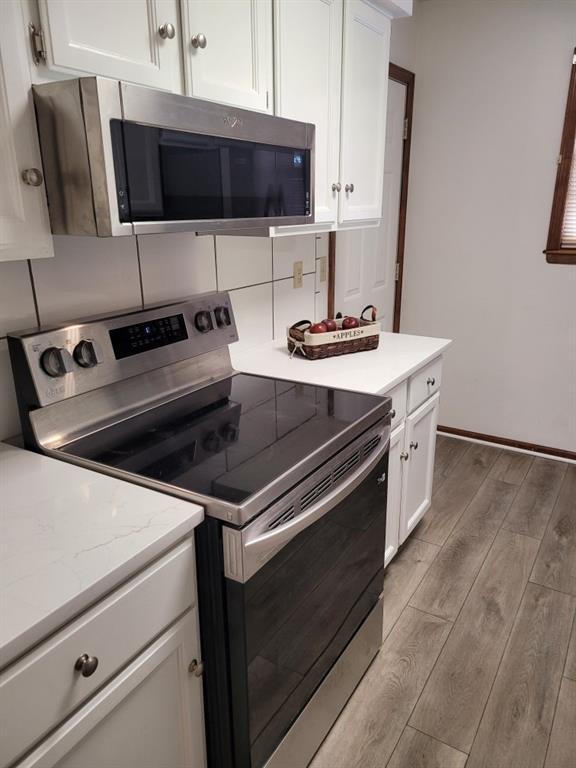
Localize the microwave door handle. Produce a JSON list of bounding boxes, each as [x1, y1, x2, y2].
[[243, 431, 389, 568]]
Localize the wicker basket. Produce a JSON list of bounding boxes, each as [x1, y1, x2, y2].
[[287, 305, 380, 360]]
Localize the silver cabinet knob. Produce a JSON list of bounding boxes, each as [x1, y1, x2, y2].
[[331, 182, 341, 192], [345, 183, 354, 193], [427, 377, 436, 386], [158, 22, 175, 39], [188, 658, 204, 677], [21, 168, 43, 186], [389, 409, 396, 419], [75, 653, 99, 678], [400, 451, 409, 461], [410, 441, 419, 450], [191, 33, 207, 49]]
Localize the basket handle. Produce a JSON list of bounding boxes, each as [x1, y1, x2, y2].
[[290, 319, 312, 332], [360, 305, 378, 322]]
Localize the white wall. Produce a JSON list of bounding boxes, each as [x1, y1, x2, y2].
[[391, 0, 576, 453], [0, 233, 328, 440]]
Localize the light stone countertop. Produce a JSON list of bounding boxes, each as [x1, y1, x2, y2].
[[231, 331, 452, 394], [0, 442, 203, 670]]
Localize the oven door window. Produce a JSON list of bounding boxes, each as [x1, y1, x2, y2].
[[111, 119, 310, 222], [226, 451, 387, 768]]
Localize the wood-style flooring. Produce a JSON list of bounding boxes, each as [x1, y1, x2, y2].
[[311, 436, 576, 768]]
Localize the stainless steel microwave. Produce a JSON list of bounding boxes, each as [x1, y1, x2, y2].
[[32, 77, 315, 236]]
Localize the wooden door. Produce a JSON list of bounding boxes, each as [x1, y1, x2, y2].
[[400, 393, 440, 543], [274, 0, 342, 223], [385, 423, 405, 567], [38, 0, 182, 91], [338, 0, 390, 223], [181, 0, 273, 112], [0, 0, 53, 262], [17, 612, 206, 768]]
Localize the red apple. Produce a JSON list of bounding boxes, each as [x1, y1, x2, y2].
[[322, 318, 338, 332], [309, 322, 328, 334], [342, 316, 360, 329]]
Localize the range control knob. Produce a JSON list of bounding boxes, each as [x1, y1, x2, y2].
[[40, 347, 74, 378], [194, 310, 213, 333], [214, 306, 231, 328], [73, 339, 104, 369], [203, 431, 222, 453], [220, 423, 239, 443]]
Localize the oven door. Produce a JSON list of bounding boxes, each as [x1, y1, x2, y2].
[[222, 422, 389, 768]]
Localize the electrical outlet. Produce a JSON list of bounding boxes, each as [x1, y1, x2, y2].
[[293, 260, 303, 289], [319, 256, 327, 283]]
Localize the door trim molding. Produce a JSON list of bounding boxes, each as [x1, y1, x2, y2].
[[437, 425, 576, 462], [327, 63, 415, 330], [389, 62, 415, 333]]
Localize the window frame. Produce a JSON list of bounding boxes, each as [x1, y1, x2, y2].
[[545, 48, 576, 264]]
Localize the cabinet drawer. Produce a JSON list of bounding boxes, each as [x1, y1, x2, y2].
[[383, 380, 407, 429], [0, 538, 196, 768], [407, 357, 443, 413]]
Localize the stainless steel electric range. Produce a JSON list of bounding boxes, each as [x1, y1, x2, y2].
[[8, 291, 391, 768]]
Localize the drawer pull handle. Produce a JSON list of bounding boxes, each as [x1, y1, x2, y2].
[[189, 658, 204, 677], [74, 653, 99, 678], [389, 409, 396, 419], [410, 441, 419, 450], [400, 451, 409, 461], [427, 377, 436, 386]]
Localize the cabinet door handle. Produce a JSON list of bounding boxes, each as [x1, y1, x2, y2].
[[331, 182, 341, 192], [427, 377, 436, 386], [74, 653, 99, 678], [400, 451, 409, 461], [158, 22, 176, 39], [410, 441, 419, 450], [345, 183, 355, 193], [191, 33, 207, 49], [188, 658, 204, 677], [21, 168, 43, 187], [389, 409, 396, 419]]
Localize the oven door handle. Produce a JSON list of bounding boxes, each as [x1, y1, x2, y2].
[[240, 430, 389, 576]]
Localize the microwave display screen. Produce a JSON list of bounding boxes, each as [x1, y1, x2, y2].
[[111, 119, 311, 223]]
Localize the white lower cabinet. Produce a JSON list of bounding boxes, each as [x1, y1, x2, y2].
[[399, 392, 440, 543], [385, 423, 404, 567], [17, 611, 205, 768], [383, 366, 442, 566]]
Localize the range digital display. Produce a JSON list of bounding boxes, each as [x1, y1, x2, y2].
[[110, 313, 188, 359]]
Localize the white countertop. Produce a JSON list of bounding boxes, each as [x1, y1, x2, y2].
[[231, 331, 452, 394], [0, 443, 203, 670]]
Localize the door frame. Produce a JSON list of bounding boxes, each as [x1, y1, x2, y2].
[[327, 63, 415, 332]]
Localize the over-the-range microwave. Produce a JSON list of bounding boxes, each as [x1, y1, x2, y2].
[[32, 77, 315, 236]]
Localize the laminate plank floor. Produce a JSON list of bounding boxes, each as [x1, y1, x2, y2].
[[312, 438, 576, 768]]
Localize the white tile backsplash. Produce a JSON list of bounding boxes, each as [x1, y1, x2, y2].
[[0, 232, 325, 440], [229, 282, 274, 351], [32, 236, 142, 325], [216, 236, 272, 290], [138, 233, 217, 305], [273, 235, 316, 280], [273, 273, 316, 339], [0, 340, 19, 440], [0, 261, 37, 337]]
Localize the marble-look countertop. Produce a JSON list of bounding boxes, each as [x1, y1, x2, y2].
[[231, 331, 452, 394], [0, 443, 203, 671]]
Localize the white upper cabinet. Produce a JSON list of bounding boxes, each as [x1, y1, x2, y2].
[[339, 0, 391, 223], [37, 0, 183, 91], [274, 0, 342, 224], [0, 1, 53, 262], [181, 0, 273, 112]]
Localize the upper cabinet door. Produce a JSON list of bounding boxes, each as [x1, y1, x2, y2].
[[274, 0, 342, 224], [38, 0, 183, 91], [181, 0, 273, 113], [339, 0, 390, 223], [0, 1, 53, 262]]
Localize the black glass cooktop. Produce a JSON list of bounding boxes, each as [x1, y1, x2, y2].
[[62, 374, 385, 506]]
